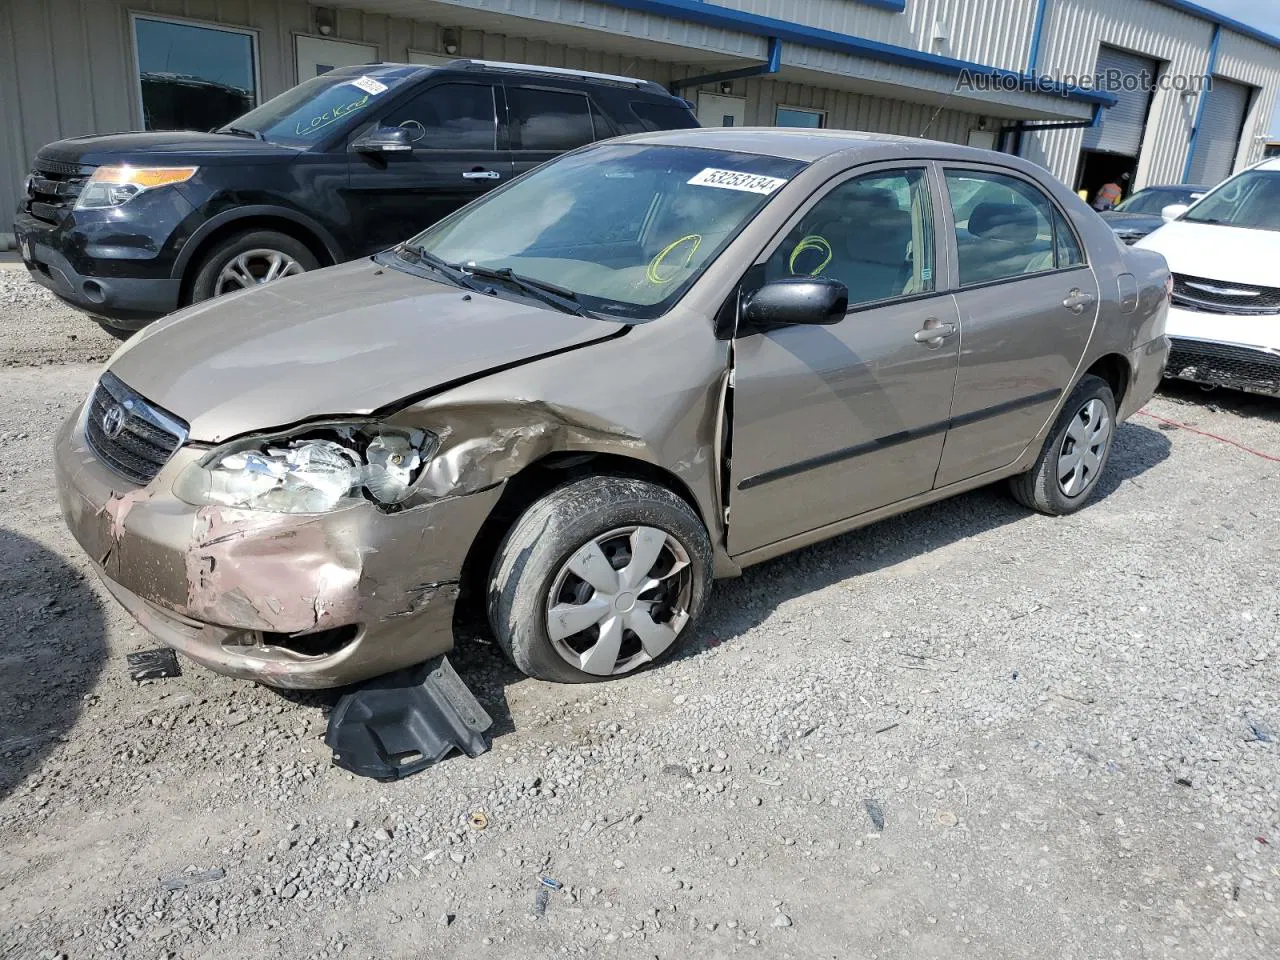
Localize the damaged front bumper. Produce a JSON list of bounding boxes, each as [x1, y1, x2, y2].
[[54, 409, 501, 689]]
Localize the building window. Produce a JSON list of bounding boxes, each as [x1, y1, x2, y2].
[[132, 15, 259, 132], [775, 106, 824, 129]]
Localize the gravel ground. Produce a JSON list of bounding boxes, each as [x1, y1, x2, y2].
[[0, 267, 117, 367], [1, 271, 1278, 959]]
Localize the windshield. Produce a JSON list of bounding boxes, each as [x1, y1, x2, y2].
[[222, 66, 417, 146], [1114, 187, 1194, 215], [408, 143, 806, 320], [1183, 170, 1280, 231]]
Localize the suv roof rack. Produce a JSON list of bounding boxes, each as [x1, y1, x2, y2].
[[444, 59, 669, 95]]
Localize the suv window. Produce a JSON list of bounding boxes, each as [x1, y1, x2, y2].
[[765, 168, 934, 307], [507, 87, 595, 151], [945, 169, 1077, 285], [629, 100, 698, 131], [382, 83, 497, 150]]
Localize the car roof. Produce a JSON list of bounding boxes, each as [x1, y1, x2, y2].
[[1254, 157, 1280, 172], [617, 126, 1036, 165]]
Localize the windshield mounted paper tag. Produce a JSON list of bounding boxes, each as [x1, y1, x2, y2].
[[687, 168, 788, 195], [350, 76, 389, 96]]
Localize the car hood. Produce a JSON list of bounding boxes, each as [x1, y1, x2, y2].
[[37, 131, 297, 167], [1100, 211, 1162, 233], [107, 259, 626, 443], [1135, 219, 1280, 283]]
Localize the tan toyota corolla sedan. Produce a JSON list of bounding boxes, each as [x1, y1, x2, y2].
[[55, 129, 1171, 689]]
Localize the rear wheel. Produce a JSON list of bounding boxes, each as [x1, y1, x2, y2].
[[190, 229, 319, 304], [487, 476, 713, 682], [1009, 374, 1116, 515], [92, 317, 138, 340]]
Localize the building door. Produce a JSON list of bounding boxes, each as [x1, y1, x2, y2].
[[295, 35, 377, 80], [697, 93, 746, 127], [1187, 77, 1253, 186], [1077, 46, 1159, 204]]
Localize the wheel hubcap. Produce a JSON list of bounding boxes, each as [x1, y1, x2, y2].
[[545, 525, 693, 676], [213, 249, 305, 296], [1057, 398, 1112, 497]]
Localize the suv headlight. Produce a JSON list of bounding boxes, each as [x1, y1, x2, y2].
[[174, 423, 438, 514], [75, 165, 199, 210]]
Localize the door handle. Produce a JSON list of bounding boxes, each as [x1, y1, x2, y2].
[[461, 170, 501, 180], [913, 319, 957, 345], [1062, 289, 1095, 312]]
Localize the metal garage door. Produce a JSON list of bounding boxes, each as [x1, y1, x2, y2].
[[1082, 47, 1158, 156], [1187, 78, 1252, 187]]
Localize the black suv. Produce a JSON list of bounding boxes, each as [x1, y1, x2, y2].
[[13, 60, 697, 335]]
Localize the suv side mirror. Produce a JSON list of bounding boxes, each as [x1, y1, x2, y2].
[[351, 126, 414, 154], [1161, 203, 1190, 222], [743, 277, 848, 328]]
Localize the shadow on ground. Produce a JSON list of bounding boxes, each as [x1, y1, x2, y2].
[[0, 528, 107, 802], [1157, 380, 1280, 425]]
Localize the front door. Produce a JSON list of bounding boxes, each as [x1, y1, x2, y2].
[[934, 166, 1099, 486], [345, 81, 511, 255], [729, 165, 961, 555]]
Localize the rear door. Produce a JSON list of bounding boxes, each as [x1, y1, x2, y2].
[[345, 80, 512, 254], [505, 83, 605, 181], [728, 163, 961, 555], [934, 166, 1098, 487]]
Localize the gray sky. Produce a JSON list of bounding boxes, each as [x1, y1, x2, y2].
[[1194, 0, 1280, 136]]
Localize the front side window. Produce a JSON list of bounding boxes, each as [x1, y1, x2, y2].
[[1182, 170, 1280, 231], [409, 144, 806, 320], [134, 16, 258, 132], [383, 83, 497, 150], [764, 169, 934, 307], [507, 87, 595, 151], [945, 169, 1079, 285]]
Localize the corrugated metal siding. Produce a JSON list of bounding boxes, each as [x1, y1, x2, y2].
[[1214, 30, 1280, 169], [1021, 0, 1218, 187]]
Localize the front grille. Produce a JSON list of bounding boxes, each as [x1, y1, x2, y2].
[[1165, 338, 1280, 396], [1172, 273, 1280, 315], [84, 372, 188, 485], [24, 157, 96, 222]]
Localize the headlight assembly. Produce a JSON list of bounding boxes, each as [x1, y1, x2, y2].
[[75, 165, 199, 210], [174, 423, 437, 514]]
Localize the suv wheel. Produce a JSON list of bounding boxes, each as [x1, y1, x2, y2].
[[190, 230, 320, 303], [487, 476, 713, 683]]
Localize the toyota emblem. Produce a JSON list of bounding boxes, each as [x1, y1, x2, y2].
[[101, 403, 127, 439]]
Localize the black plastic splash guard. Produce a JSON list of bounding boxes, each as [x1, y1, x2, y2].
[[325, 656, 493, 781]]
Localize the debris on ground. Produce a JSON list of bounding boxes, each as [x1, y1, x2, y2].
[[159, 868, 225, 891], [126, 648, 181, 681], [864, 798, 885, 833]]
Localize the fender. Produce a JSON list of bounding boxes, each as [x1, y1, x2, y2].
[[171, 205, 346, 279]]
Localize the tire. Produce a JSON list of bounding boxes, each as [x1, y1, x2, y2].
[[189, 229, 320, 304], [92, 317, 138, 340], [487, 476, 713, 683], [1009, 374, 1117, 516]]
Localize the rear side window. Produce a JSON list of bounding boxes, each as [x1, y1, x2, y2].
[[382, 83, 497, 150], [945, 169, 1077, 285], [629, 100, 698, 131], [507, 87, 594, 151]]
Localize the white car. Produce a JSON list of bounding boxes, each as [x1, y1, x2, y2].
[[1136, 159, 1280, 397]]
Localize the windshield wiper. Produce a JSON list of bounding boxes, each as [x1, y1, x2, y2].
[[396, 243, 478, 288], [219, 126, 266, 141], [461, 264, 592, 317]]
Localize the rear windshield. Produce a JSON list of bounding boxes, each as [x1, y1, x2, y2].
[[629, 100, 699, 132], [223, 66, 419, 146]]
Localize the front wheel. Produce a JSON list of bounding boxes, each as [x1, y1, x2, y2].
[[189, 229, 319, 304], [1009, 374, 1117, 515], [487, 476, 713, 682]]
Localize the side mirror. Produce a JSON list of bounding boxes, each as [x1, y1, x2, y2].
[[743, 277, 848, 328], [351, 126, 414, 154], [1161, 203, 1190, 222]]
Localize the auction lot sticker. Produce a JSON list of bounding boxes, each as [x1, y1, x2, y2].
[[687, 168, 789, 194]]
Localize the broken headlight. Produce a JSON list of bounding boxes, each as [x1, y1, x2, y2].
[[174, 423, 437, 513]]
